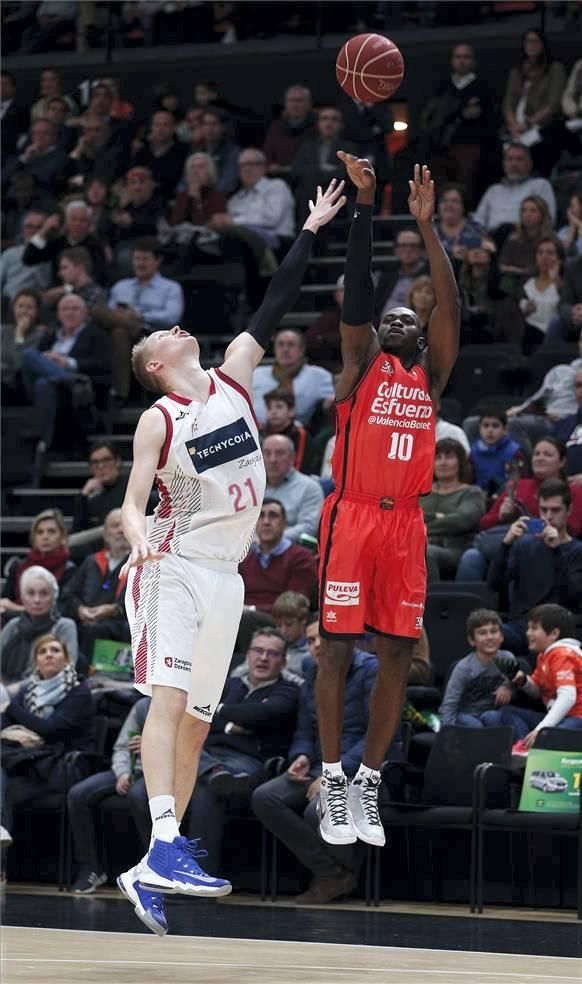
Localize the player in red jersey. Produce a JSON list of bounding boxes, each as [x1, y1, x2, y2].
[[316, 155, 460, 849]]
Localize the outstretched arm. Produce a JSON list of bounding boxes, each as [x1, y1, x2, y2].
[[409, 164, 460, 398], [222, 180, 346, 391]]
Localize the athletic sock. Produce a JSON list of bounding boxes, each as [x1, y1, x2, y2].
[[322, 761, 344, 777], [354, 763, 381, 783], [149, 795, 180, 843]]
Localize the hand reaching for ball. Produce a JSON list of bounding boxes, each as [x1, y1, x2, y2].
[[337, 151, 376, 192], [408, 164, 435, 224]]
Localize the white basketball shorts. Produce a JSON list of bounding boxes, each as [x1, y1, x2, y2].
[[125, 553, 244, 721]]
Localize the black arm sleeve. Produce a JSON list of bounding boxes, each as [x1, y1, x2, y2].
[[246, 229, 315, 349], [341, 202, 375, 326]]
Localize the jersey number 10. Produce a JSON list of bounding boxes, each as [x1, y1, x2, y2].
[[387, 433, 414, 462]]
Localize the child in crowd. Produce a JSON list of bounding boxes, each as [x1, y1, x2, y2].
[[470, 406, 526, 499], [271, 591, 310, 677], [490, 603, 582, 750], [439, 609, 518, 727]]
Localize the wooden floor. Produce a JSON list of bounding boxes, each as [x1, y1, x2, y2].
[[3, 926, 581, 984]]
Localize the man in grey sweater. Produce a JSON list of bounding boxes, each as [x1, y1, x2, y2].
[[439, 609, 518, 727]]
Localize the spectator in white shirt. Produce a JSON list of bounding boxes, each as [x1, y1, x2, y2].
[[473, 143, 556, 235], [253, 327, 335, 427], [210, 147, 295, 245]]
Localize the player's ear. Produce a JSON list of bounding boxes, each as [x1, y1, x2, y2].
[[417, 335, 427, 351]]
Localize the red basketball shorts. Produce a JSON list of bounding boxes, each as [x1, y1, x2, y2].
[[318, 490, 427, 640]]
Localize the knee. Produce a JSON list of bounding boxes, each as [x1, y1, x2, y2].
[[480, 711, 501, 727], [180, 714, 210, 750], [251, 782, 277, 817], [148, 687, 188, 726]]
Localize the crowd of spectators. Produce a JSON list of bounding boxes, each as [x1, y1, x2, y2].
[[1, 19, 582, 902]]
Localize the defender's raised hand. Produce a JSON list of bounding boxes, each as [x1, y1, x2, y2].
[[337, 151, 376, 191], [408, 164, 435, 224], [303, 178, 347, 232]]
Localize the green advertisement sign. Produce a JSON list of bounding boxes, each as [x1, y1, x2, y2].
[[519, 748, 582, 814]]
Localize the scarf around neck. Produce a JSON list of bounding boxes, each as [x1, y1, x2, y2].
[[23, 663, 78, 718], [272, 359, 305, 388]]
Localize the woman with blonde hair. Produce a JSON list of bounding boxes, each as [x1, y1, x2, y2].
[[499, 195, 554, 283], [170, 152, 227, 226], [1, 509, 75, 616]]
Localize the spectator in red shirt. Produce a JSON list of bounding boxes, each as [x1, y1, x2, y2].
[[239, 498, 317, 614], [263, 85, 316, 177]]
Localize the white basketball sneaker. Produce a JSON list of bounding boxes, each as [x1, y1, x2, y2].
[[318, 770, 356, 845], [348, 772, 386, 847]]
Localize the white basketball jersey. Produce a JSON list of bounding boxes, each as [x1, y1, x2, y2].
[[146, 368, 266, 564]]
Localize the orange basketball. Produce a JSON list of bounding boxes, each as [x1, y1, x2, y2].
[[336, 33, 404, 103]]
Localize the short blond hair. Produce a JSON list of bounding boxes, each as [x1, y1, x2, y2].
[[131, 336, 165, 394]]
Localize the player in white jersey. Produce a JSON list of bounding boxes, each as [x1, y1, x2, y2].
[[116, 179, 346, 935]]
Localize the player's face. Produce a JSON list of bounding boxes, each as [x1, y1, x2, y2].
[[469, 622, 503, 659], [148, 326, 199, 366], [378, 307, 422, 358]]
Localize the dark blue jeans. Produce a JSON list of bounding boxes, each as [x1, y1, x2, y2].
[[482, 707, 582, 740], [67, 769, 149, 870], [21, 348, 76, 447]]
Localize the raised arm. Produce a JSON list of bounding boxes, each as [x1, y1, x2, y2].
[[409, 164, 460, 398], [221, 179, 346, 392], [336, 152, 380, 392], [121, 407, 167, 575]]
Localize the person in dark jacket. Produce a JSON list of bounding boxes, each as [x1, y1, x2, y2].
[[22, 201, 108, 285], [186, 628, 300, 876], [1, 508, 76, 618], [60, 509, 130, 669], [252, 622, 399, 905], [488, 479, 582, 654], [0, 634, 94, 850], [554, 367, 582, 480], [263, 85, 317, 176]]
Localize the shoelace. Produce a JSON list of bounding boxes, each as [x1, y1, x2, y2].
[[174, 836, 208, 875], [360, 778, 382, 827], [326, 776, 351, 826], [87, 872, 103, 888]]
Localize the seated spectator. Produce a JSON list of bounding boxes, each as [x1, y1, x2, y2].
[[407, 275, 436, 331], [271, 591, 310, 677], [470, 405, 527, 498], [486, 604, 582, 745], [111, 167, 166, 246], [262, 388, 315, 473], [554, 367, 582, 481], [1, 71, 30, 164], [436, 183, 491, 263], [66, 114, 125, 187], [21, 2, 78, 55], [67, 696, 150, 893], [252, 327, 334, 427], [210, 148, 295, 255], [545, 255, 582, 345], [194, 108, 240, 195], [20, 293, 111, 469], [170, 153, 227, 226], [82, 82, 130, 152], [502, 30, 566, 177], [557, 190, 582, 259], [30, 67, 77, 122], [93, 237, 183, 405], [0, 210, 51, 304], [473, 143, 556, 235], [508, 328, 582, 420], [43, 246, 107, 312], [421, 438, 486, 581], [0, 567, 78, 687], [303, 273, 343, 371], [374, 229, 429, 324], [263, 435, 324, 542], [60, 509, 130, 670], [252, 625, 387, 905], [518, 237, 563, 352], [131, 109, 186, 201], [71, 442, 133, 545], [186, 629, 300, 877], [239, 498, 317, 614], [1, 508, 75, 617], [1, 289, 48, 392], [22, 200, 107, 285], [498, 195, 554, 296], [562, 58, 582, 125], [458, 246, 504, 343], [337, 91, 392, 187], [6, 118, 68, 196], [263, 85, 316, 177], [419, 43, 497, 208], [44, 96, 75, 151], [0, 634, 93, 861], [439, 609, 518, 727], [83, 175, 116, 250], [458, 436, 582, 581], [290, 106, 351, 223], [435, 397, 470, 454], [488, 480, 582, 653]]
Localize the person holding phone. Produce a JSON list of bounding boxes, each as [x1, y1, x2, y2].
[[487, 478, 582, 655]]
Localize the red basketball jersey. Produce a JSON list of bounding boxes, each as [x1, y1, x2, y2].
[[332, 352, 435, 498]]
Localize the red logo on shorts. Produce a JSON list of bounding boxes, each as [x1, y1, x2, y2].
[[164, 657, 173, 668]]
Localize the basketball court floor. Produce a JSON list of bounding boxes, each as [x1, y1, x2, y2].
[[2, 887, 581, 984]]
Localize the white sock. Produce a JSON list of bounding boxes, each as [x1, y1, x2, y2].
[[149, 795, 180, 843], [354, 763, 381, 783], [322, 761, 344, 777]]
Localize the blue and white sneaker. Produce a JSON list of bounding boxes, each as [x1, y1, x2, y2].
[[139, 836, 232, 897], [117, 864, 168, 936]]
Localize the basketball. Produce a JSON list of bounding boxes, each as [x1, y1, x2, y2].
[[336, 33, 404, 103]]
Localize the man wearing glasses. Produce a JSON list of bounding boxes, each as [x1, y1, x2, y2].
[[185, 628, 300, 880], [374, 228, 428, 324], [72, 443, 126, 537], [0, 210, 51, 304]]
